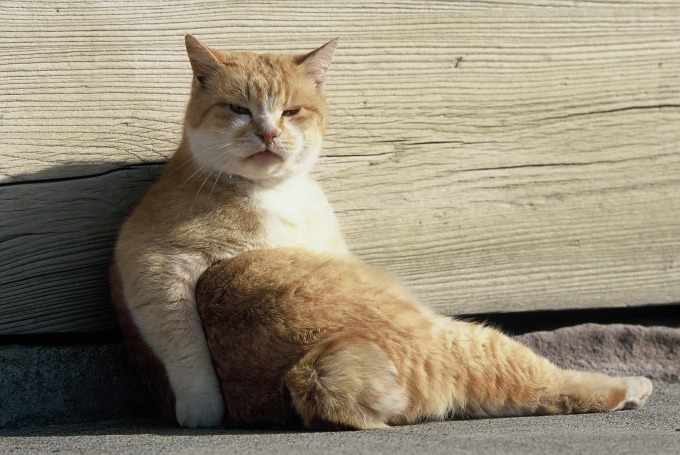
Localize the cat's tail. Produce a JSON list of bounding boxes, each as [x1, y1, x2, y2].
[[284, 333, 408, 430]]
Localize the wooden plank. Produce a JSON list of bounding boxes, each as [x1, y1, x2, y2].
[[0, 166, 161, 334], [1, 136, 679, 334], [1, 0, 679, 333], [2, 1, 679, 182]]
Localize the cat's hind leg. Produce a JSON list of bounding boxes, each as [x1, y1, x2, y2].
[[409, 321, 655, 421], [285, 334, 408, 430], [443, 323, 654, 418]]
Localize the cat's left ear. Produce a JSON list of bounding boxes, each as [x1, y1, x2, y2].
[[185, 34, 222, 89], [297, 39, 338, 90]]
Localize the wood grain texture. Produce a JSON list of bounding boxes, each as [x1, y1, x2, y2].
[[0, 165, 162, 334], [1, 0, 679, 333]]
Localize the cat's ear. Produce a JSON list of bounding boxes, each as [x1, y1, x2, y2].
[[297, 39, 338, 90], [185, 35, 222, 89]]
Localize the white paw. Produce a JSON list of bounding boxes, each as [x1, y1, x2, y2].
[[175, 381, 225, 428], [614, 376, 653, 411]]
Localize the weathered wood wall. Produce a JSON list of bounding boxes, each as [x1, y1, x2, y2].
[[1, 1, 679, 334]]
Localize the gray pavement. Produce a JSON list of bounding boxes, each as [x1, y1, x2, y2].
[[2, 323, 678, 453], [1, 383, 678, 454]]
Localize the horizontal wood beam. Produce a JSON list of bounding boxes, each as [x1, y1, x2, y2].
[[1, 0, 679, 333]]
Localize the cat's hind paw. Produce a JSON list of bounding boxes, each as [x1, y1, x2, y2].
[[614, 376, 653, 411]]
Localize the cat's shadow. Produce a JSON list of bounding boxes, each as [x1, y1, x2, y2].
[[0, 162, 167, 428], [0, 419, 351, 437], [0, 161, 164, 335]]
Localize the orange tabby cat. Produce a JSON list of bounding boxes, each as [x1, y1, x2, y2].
[[111, 36, 652, 429], [112, 35, 346, 428]]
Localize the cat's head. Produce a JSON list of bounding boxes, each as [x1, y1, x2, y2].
[[183, 35, 336, 184]]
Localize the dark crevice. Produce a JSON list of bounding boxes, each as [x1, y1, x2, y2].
[[1, 304, 677, 347], [460, 162, 579, 173], [460, 304, 680, 336], [324, 152, 394, 159], [538, 104, 680, 122], [0, 161, 166, 189], [0, 330, 123, 347]]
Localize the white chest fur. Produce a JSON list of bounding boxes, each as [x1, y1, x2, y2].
[[253, 175, 348, 255]]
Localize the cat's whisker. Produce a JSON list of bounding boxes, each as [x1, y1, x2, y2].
[[190, 147, 240, 207], [207, 154, 237, 199], [191, 165, 218, 213], [176, 144, 235, 189], [177, 158, 218, 190], [195, 140, 235, 155], [164, 139, 234, 182], [210, 173, 223, 199], [162, 154, 201, 179], [208, 169, 225, 200]]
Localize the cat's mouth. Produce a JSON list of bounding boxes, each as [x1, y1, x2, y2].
[[246, 149, 284, 167]]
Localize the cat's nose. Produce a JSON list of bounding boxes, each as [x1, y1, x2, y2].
[[256, 129, 280, 146]]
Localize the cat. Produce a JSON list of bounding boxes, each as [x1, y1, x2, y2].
[[111, 35, 346, 428], [110, 35, 653, 429]]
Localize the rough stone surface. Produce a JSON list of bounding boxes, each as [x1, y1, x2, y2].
[[517, 324, 680, 383], [0, 344, 155, 428]]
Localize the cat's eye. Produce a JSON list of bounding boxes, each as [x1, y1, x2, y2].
[[282, 108, 301, 117], [229, 104, 251, 116]]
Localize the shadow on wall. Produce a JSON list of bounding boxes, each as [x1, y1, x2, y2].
[[0, 163, 164, 335]]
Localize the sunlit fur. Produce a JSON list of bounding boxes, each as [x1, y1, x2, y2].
[[111, 36, 653, 430], [197, 248, 653, 430]]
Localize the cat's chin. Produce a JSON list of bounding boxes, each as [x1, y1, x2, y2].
[[235, 148, 318, 183], [237, 150, 290, 181], [222, 155, 297, 184]]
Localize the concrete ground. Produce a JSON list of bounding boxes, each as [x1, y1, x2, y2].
[[0, 324, 680, 455], [1, 321, 678, 454], [0, 383, 677, 455]]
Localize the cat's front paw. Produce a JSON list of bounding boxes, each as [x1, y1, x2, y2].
[[175, 383, 225, 428], [614, 376, 653, 411]]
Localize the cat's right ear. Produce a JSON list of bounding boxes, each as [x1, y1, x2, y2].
[[297, 39, 338, 90], [185, 35, 222, 89]]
